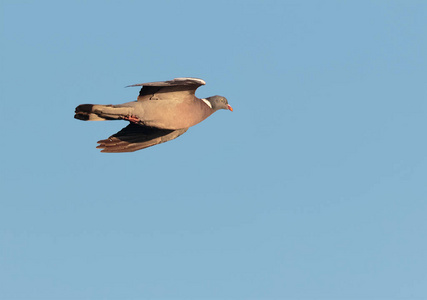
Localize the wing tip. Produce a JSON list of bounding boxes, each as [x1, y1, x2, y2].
[[174, 77, 206, 85], [126, 77, 206, 88]]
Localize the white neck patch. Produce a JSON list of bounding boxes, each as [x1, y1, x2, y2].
[[201, 98, 212, 109]]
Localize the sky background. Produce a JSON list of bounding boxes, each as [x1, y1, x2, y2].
[[1, 1, 427, 299]]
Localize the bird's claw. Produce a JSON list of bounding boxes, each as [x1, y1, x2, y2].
[[123, 115, 140, 123]]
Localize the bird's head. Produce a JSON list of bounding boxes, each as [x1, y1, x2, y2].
[[205, 95, 233, 112]]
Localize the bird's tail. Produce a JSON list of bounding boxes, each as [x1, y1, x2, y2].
[[74, 104, 130, 121]]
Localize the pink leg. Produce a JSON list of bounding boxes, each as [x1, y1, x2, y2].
[[123, 115, 141, 123]]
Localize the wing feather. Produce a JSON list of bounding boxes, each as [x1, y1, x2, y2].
[[127, 77, 206, 101], [96, 123, 188, 153]]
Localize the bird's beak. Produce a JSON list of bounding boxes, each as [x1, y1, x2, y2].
[[227, 104, 233, 112]]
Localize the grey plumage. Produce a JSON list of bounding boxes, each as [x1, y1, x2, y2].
[[74, 77, 232, 153]]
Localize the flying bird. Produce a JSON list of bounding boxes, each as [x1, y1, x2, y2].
[[74, 77, 233, 153]]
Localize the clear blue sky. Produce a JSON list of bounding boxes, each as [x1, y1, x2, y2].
[[1, 1, 426, 299]]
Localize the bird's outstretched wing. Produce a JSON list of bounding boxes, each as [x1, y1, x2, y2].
[[127, 77, 206, 101], [96, 123, 188, 153]]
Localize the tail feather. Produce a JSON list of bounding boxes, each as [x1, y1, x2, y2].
[[74, 104, 129, 121]]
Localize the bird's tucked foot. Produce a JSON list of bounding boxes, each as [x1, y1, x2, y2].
[[123, 115, 141, 123]]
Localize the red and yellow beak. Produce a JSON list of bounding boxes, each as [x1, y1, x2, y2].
[[227, 104, 233, 112]]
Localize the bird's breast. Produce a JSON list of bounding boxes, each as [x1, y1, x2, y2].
[[137, 99, 213, 130]]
